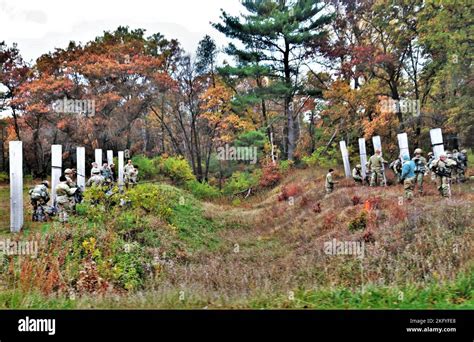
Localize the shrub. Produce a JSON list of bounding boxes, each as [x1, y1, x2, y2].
[[0, 172, 8, 182], [131, 155, 156, 179], [302, 146, 339, 168], [223, 171, 259, 195], [259, 160, 282, 188], [157, 156, 195, 184], [348, 211, 367, 231], [124, 184, 173, 221], [279, 160, 294, 174], [186, 180, 220, 200], [280, 183, 302, 200]]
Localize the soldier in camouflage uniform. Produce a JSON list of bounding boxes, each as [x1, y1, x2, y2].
[[55, 176, 77, 223], [389, 157, 402, 183], [100, 162, 114, 187], [454, 149, 468, 182], [430, 152, 457, 197], [445, 151, 457, 183], [64, 168, 77, 187], [427, 152, 435, 181], [86, 168, 105, 187], [364, 161, 371, 185], [367, 149, 387, 187], [325, 169, 338, 194], [29, 180, 50, 221], [412, 148, 427, 194], [400, 154, 416, 200], [352, 164, 363, 185]]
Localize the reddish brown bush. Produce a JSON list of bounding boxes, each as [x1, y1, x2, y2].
[[259, 160, 282, 188], [312, 202, 321, 213], [281, 183, 302, 200]]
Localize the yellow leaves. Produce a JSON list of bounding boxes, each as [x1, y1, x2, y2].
[[199, 81, 253, 143]]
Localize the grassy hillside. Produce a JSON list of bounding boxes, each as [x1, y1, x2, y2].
[[0, 168, 472, 309]]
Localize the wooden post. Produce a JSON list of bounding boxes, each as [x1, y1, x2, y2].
[[76, 147, 86, 190], [95, 149, 102, 167], [51, 145, 62, 204], [397, 133, 410, 159], [358, 138, 367, 179], [339, 140, 351, 178], [430, 128, 445, 158], [107, 150, 113, 165], [118, 151, 124, 191], [9, 141, 23, 233]]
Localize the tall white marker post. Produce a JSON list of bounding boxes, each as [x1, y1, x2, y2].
[[372, 136, 386, 186], [95, 149, 102, 167], [397, 132, 410, 159], [77, 147, 86, 190], [358, 138, 367, 179], [9, 141, 23, 233], [51, 145, 62, 204], [430, 128, 445, 158], [118, 151, 124, 192], [339, 140, 351, 178], [107, 150, 113, 165]]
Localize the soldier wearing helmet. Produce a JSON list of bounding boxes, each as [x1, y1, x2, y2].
[[64, 168, 77, 187], [55, 175, 77, 223], [412, 148, 427, 195], [29, 180, 51, 221], [430, 152, 457, 197], [352, 164, 363, 185], [454, 148, 468, 182], [86, 167, 105, 187]]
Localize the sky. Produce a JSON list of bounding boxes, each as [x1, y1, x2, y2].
[[0, 0, 245, 63]]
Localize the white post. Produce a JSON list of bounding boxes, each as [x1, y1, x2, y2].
[[118, 151, 124, 191], [51, 145, 62, 204], [9, 141, 23, 233], [372, 136, 382, 154], [107, 150, 113, 165], [372, 136, 386, 186], [358, 138, 367, 179], [77, 147, 86, 190], [339, 140, 351, 178], [430, 128, 445, 158], [95, 149, 102, 167], [397, 132, 410, 159]]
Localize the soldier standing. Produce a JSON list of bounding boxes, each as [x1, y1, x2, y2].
[[430, 152, 457, 197], [427, 152, 436, 181], [325, 169, 338, 194], [454, 149, 468, 182], [367, 149, 387, 187], [55, 175, 77, 223], [352, 164, 363, 185], [412, 148, 427, 194], [400, 154, 416, 200]]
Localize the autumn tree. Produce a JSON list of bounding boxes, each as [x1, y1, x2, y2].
[[214, 0, 333, 161]]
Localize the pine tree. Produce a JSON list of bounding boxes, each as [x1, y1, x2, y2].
[[213, 0, 333, 160]]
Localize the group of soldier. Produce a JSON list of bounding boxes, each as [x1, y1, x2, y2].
[[29, 159, 139, 223], [326, 148, 468, 199]]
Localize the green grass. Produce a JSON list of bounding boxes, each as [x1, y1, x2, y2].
[[0, 270, 471, 309]]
